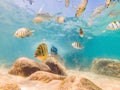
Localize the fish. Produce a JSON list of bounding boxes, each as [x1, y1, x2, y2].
[[75, 0, 88, 17], [56, 16, 65, 23], [72, 42, 83, 49], [106, 0, 111, 6], [33, 12, 54, 23], [34, 43, 48, 61], [79, 28, 84, 38], [106, 20, 120, 30], [14, 28, 34, 38], [65, 0, 70, 8], [91, 4, 108, 18], [106, 0, 118, 7], [108, 10, 120, 17], [50, 46, 58, 55]]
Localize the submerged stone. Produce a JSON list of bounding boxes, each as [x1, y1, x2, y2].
[[0, 75, 20, 90], [45, 57, 67, 76], [91, 58, 120, 78], [58, 75, 102, 90], [28, 71, 66, 83], [8, 57, 50, 77]]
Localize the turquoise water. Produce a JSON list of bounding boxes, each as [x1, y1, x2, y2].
[[0, 0, 120, 68]]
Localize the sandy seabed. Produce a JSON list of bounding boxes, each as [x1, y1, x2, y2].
[[0, 67, 120, 90]]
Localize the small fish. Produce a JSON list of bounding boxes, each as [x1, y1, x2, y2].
[[65, 0, 70, 8], [72, 42, 83, 49], [79, 28, 84, 38], [50, 46, 58, 55], [106, 0, 118, 7], [108, 10, 120, 17], [106, 20, 120, 30], [106, 0, 111, 6], [91, 4, 108, 18], [33, 12, 53, 23], [75, 0, 88, 17], [27, 0, 34, 5], [14, 28, 34, 38], [56, 16, 65, 23], [34, 43, 48, 61]]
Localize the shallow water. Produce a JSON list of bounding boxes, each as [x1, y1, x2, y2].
[[1, 0, 120, 68], [0, 1, 120, 89]]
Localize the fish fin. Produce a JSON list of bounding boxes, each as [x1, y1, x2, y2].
[[102, 30, 106, 33]]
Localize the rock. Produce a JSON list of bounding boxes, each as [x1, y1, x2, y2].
[[58, 76, 102, 90], [45, 57, 67, 76], [28, 71, 66, 83], [9, 57, 50, 77], [91, 58, 120, 78], [0, 75, 20, 90]]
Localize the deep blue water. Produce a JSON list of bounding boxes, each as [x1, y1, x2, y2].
[[0, 0, 120, 68]]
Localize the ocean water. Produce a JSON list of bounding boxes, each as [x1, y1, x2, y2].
[[0, 0, 120, 68]]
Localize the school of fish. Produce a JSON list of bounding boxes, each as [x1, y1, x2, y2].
[[13, 0, 120, 61]]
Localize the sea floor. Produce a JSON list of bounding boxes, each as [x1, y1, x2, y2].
[[0, 67, 120, 90]]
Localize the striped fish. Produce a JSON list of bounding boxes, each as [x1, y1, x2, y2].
[[106, 21, 120, 30], [75, 0, 88, 17], [79, 28, 84, 38], [34, 43, 48, 61], [72, 42, 83, 49], [14, 28, 34, 38]]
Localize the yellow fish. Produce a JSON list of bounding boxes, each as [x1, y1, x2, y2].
[[106, 0, 111, 6], [75, 0, 88, 17], [34, 43, 48, 61]]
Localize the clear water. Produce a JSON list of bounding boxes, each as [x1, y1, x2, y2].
[[0, 0, 120, 68]]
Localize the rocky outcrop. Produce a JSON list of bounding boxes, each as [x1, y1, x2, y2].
[[58, 76, 102, 90], [8, 57, 50, 77], [0, 75, 20, 90], [28, 71, 66, 83], [91, 58, 120, 78], [45, 57, 67, 76]]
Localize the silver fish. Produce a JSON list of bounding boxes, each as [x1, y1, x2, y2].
[[91, 4, 108, 18], [33, 12, 54, 23], [14, 28, 34, 38], [106, 20, 120, 30], [72, 42, 83, 49], [108, 10, 120, 17]]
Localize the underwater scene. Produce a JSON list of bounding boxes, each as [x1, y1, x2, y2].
[[0, 0, 120, 90]]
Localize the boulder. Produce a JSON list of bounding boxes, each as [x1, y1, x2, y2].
[[45, 57, 67, 76], [91, 58, 120, 78], [0, 75, 20, 90], [28, 71, 66, 83], [9, 57, 50, 77], [58, 76, 102, 90]]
